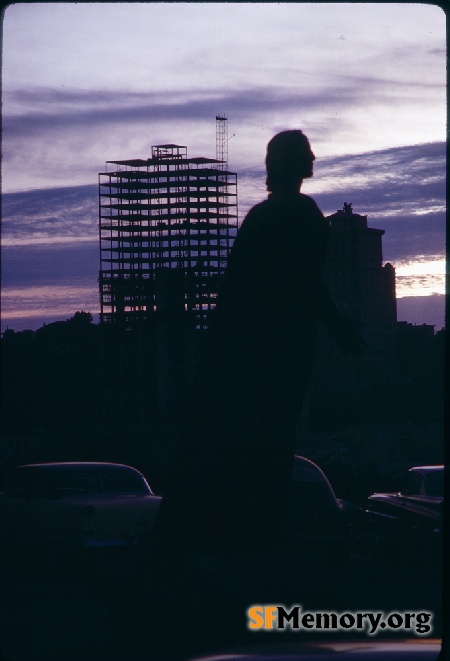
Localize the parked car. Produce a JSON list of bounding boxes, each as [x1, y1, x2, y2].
[[365, 465, 444, 566], [288, 456, 370, 559], [0, 457, 370, 570], [0, 462, 162, 565]]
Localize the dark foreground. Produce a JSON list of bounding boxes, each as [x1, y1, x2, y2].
[[0, 539, 442, 661]]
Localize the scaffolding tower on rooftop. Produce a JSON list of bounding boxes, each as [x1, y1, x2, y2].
[[216, 115, 228, 169]]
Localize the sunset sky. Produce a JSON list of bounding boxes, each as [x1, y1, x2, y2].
[[1, 3, 446, 332]]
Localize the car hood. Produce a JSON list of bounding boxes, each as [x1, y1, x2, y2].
[[367, 493, 442, 521], [187, 638, 442, 661]]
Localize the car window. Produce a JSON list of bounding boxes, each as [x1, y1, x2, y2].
[[425, 471, 443, 498], [291, 463, 324, 482], [4, 466, 150, 497], [403, 471, 421, 496], [53, 472, 98, 493], [52, 469, 149, 494]]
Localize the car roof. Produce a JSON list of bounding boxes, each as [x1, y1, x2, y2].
[[409, 465, 444, 473], [293, 455, 327, 472], [15, 462, 141, 472]]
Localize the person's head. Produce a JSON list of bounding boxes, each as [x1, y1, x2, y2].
[[265, 130, 315, 193]]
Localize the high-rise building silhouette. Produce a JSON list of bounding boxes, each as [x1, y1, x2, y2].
[[98, 141, 238, 427], [309, 203, 397, 429]]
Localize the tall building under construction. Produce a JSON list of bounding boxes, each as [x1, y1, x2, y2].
[[99, 126, 238, 428]]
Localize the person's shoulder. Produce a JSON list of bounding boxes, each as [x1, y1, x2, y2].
[[297, 193, 317, 205], [296, 193, 322, 214], [239, 199, 271, 230], [246, 199, 271, 216], [294, 195, 327, 228]]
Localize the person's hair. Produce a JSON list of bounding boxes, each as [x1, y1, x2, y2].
[[265, 130, 311, 192]]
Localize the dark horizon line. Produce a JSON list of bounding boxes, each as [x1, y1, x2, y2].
[[2, 301, 446, 337]]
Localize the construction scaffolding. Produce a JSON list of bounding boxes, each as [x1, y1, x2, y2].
[[98, 142, 238, 427], [99, 144, 238, 330]]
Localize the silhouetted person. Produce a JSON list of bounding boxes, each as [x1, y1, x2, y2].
[[154, 130, 364, 560]]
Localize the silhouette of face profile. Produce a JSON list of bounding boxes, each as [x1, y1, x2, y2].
[[265, 130, 315, 192]]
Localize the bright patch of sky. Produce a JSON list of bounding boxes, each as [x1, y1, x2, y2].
[[1, 285, 100, 332], [395, 256, 446, 297]]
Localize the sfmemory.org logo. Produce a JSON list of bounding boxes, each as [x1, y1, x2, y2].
[[247, 605, 433, 636]]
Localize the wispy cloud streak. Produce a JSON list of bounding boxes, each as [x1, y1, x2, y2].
[[5, 58, 445, 138], [3, 83, 385, 136], [2, 185, 98, 245]]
